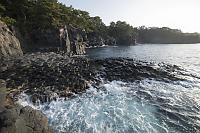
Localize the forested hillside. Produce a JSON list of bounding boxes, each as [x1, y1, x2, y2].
[[0, 0, 199, 44], [0, 0, 106, 35], [136, 26, 200, 44]]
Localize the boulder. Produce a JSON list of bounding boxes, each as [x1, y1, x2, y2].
[[0, 21, 23, 60], [0, 105, 54, 133], [0, 79, 54, 133]]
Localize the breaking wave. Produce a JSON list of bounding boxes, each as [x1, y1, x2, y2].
[[18, 75, 200, 133]]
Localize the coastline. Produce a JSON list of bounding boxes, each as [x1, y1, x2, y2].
[[0, 18, 200, 132]]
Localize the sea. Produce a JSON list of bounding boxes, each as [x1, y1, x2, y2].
[[18, 44, 200, 133]]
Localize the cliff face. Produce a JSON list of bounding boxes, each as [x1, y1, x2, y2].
[[67, 25, 86, 55], [15, 25, 86, 55], [86, 36, 117, 47], [26, 26, 71, 53], [117, 35, 136, 45], [0, 21, 23, 59]]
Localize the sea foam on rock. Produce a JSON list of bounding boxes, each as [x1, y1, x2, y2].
[[0, 80, 54, 133], [0, 52, 187, 105], [0, 52, 100, 104]]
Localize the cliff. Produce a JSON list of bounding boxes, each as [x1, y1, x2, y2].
[[0, 21, 23, 60], [13, 25, 86, 55], [86, 33, 117, 48]]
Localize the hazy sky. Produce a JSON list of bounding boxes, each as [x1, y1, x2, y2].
[[59, 0, 200, 33]]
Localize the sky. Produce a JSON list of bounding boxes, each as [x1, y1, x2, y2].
[[59, 0, 200, 33]]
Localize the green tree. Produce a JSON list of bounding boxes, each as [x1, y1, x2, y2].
[[136, 26, 200, 44], [108, 21, 136, 44]]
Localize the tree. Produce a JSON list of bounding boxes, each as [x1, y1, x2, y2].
[[0, 3, 16, 26], [108, 21, 136, 44], [136, 26, 200, 44]]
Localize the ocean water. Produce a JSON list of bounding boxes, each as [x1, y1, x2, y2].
[[18, 44, 200, 133], [86, 44, 200, 70]]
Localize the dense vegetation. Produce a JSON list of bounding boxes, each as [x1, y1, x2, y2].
[[0, 0, 107, 35], [0, 0, 200, 44], [136, 26, 200, 44], [108, 21, 136, 44]]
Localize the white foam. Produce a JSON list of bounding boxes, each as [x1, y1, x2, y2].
[[17, 79, 200, 133]]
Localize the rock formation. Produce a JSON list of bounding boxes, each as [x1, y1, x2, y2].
[[67, 25, 86, 55], [87, 35, 105, 47], [14, 25, 86, 55], [0, 79, 54, 133], [0, 21, 23, 60], [0, 52, 98, 104], [0, 80, 6, 110], [86, 33, 116, 48]]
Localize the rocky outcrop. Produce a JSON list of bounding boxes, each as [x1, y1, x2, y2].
[[17, 26, 71, 54], [0, 105, 54, 133], [86, 35, 105, 47], [105, 37, 116, 46], [67, 25, 86, 55], [15, 25, 86, 55], [32, 26, 70, 53], [0, 21, 23, 60], [0, 53, 186, 105], [93, 58, 183, 82], [0, 52, 99, 103], [0, 80, 54, 133], [86, 33, 116, 48]]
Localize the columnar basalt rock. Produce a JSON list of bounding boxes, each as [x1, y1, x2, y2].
[[67, 25, 86, 55], [59, 26, 71, 53], [17, 25, 86, 55]]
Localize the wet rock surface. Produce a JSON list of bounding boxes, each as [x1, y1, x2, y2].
[[0, 53, 188, 104], [0, 105, 54, 133], [92, 58, 185, 83], [0, 52, 98, 103], [0, 52, 194, 133], [0, 80, 54, 133]]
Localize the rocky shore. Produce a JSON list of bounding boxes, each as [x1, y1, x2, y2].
[[0, 20, 188, 133], [92, 58, 184, 83], [0, 52, 185, 105], [0, 52, 99, 104], [0, 53, 189, 133], [0, 80, 54, 133]]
